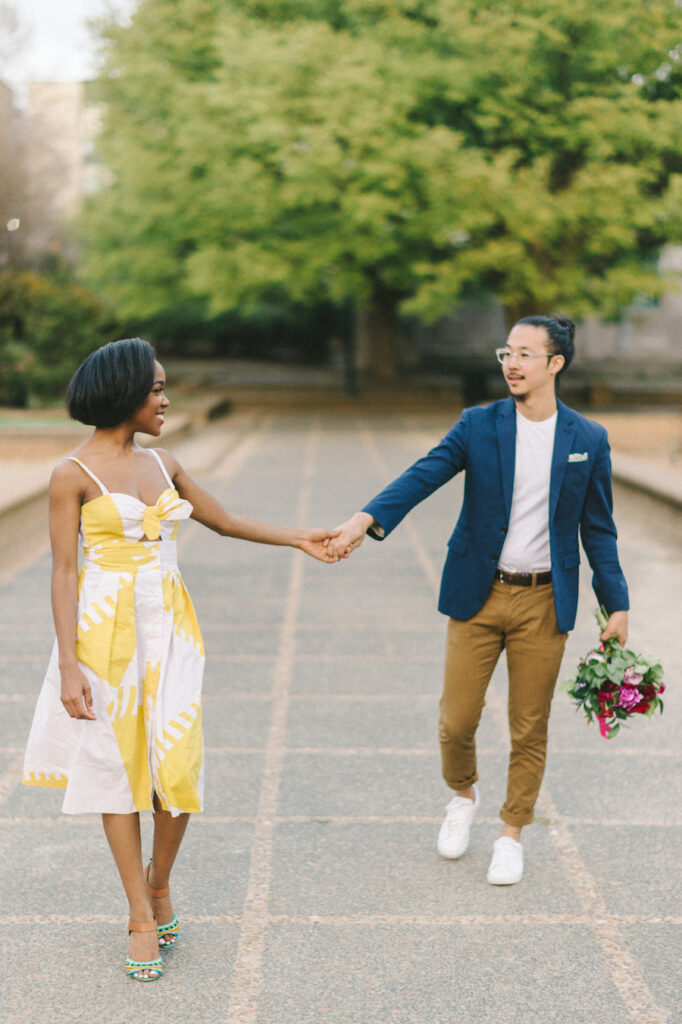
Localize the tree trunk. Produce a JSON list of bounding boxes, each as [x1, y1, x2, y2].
[[504, 302, 538, 329], [354, 295, 401, 383]]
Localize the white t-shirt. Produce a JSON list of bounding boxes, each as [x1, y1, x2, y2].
[[498, 409, 557, 573]]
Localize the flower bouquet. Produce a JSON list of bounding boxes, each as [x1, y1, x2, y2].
[[561, 607, 665, 739]]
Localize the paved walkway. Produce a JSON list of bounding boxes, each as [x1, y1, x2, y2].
[[1, 411, 680, 1024]]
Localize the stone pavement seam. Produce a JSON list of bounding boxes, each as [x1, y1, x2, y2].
[[226, 420, 318, 1024], [362, 417, 671, 1024], [3, 813, 680, 828], [4, 911, 680, 927], [538, 787, 670, 1024]]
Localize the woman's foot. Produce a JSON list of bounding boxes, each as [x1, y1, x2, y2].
[[146, 862, 179, 947], [127, 919, 163, 981]]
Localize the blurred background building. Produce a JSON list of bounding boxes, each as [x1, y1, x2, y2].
[[0, 79, 103, 262]]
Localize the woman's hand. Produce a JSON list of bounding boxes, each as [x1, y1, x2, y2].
[[60, 665, 96, 720], [297, 528, 344, 563]]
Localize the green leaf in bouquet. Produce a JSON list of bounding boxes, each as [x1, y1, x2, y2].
[[594, 605, 609, 632]]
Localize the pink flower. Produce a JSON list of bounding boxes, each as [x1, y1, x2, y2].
[[660, 683, 666, 694], [587, 650, 605, 663], [623, 667, 643, 686], [597, 714, 611, 739], [617, 685, 642, 711]]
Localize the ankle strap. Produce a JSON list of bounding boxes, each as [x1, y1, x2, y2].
[[147, 882, 170, 898], [129, 919, 157, 933]]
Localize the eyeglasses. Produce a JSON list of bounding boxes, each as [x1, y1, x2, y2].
[[495, 348, 554, 365]]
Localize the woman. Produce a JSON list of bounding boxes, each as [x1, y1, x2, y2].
[[22, 337, 339, 981]]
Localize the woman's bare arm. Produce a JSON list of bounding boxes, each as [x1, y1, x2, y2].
[[49, 462, 96, 720], [159, 450, 341, 562]]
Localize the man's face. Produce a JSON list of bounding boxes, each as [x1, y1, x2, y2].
[[500, 324, 564, 401]]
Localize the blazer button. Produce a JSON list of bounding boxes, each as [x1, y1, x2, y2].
[[491, 555, 498, 562], [500, 527, 507, 534]]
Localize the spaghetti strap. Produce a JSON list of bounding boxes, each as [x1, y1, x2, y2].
[[148, 448, 174, 489], [68, 457, 109, 494]]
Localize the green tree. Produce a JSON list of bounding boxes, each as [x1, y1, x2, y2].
[[82, 0, 682, 376], [0, 267, 115, 405]]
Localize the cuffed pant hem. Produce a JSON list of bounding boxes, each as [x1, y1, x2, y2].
[[500, 808, 535, 827], [443, 771, 479, 792]]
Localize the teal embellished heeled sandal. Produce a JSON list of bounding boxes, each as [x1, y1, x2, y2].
[[125, 920, 163, 981], [146, 862, 180, 948]]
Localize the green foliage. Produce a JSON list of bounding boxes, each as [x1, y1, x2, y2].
[[81, 0, 682, 329], [560, 607, 665, 739], [0, 268, 116, 406]]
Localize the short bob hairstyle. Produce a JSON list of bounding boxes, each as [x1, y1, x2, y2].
[[67, 338, 157, 429]]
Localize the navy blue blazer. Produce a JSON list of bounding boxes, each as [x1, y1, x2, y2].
[[362, 398, 629, 633]]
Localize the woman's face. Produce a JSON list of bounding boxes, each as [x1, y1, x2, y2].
[[132, 361, 169, 435]]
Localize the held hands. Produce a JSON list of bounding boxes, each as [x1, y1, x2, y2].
[[298, 512, 374, 563], [325, 512, 375, 560], [60, 665, 96, 720], [297, 528, 347, 563], [599, 610, 629, 647]]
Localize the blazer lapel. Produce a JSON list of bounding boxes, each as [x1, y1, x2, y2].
[[496, 398, 517, 519], [550, 400, 577, 519]]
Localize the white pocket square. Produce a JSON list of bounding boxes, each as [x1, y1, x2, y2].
[[568, 452, 588, 462]]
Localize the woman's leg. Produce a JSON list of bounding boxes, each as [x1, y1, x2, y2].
[[101, 812, 158, 977], [146, 793, 190, 939]]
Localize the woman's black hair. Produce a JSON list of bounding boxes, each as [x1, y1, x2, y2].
[[514, 314, 575, 381], [67, 338, 157, 428]]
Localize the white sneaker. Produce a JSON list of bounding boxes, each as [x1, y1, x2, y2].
[[486, 836, 524, 885], [436, 785, 480, 859]]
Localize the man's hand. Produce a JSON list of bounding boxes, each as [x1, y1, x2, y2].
[[297, 528, 344, 563], [600, 609, 628, 647], [326, 512, 376, 559]]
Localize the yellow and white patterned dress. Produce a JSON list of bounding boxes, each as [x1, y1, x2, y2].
[[23, 449, 205, 816]]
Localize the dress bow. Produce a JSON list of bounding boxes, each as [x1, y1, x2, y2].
[[142, 489, 193, 541]]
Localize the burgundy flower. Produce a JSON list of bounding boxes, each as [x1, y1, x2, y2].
[[633, 702, 650, 714]]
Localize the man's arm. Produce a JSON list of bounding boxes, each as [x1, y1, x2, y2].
[[579, 433, 629, 644], [327, 414, 470, 559]]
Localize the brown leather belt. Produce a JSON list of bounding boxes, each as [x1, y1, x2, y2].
[[495, 569, 552, 587]]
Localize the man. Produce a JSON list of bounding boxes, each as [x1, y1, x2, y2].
[[328, 314, 629, 885]]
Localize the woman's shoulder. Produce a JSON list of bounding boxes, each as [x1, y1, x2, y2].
[[146, 446, 180, 476], [51, 454, 83, 482], [49, 456, 89, 502]]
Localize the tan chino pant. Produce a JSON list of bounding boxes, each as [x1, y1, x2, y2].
[[439, 579, 568, 827]]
